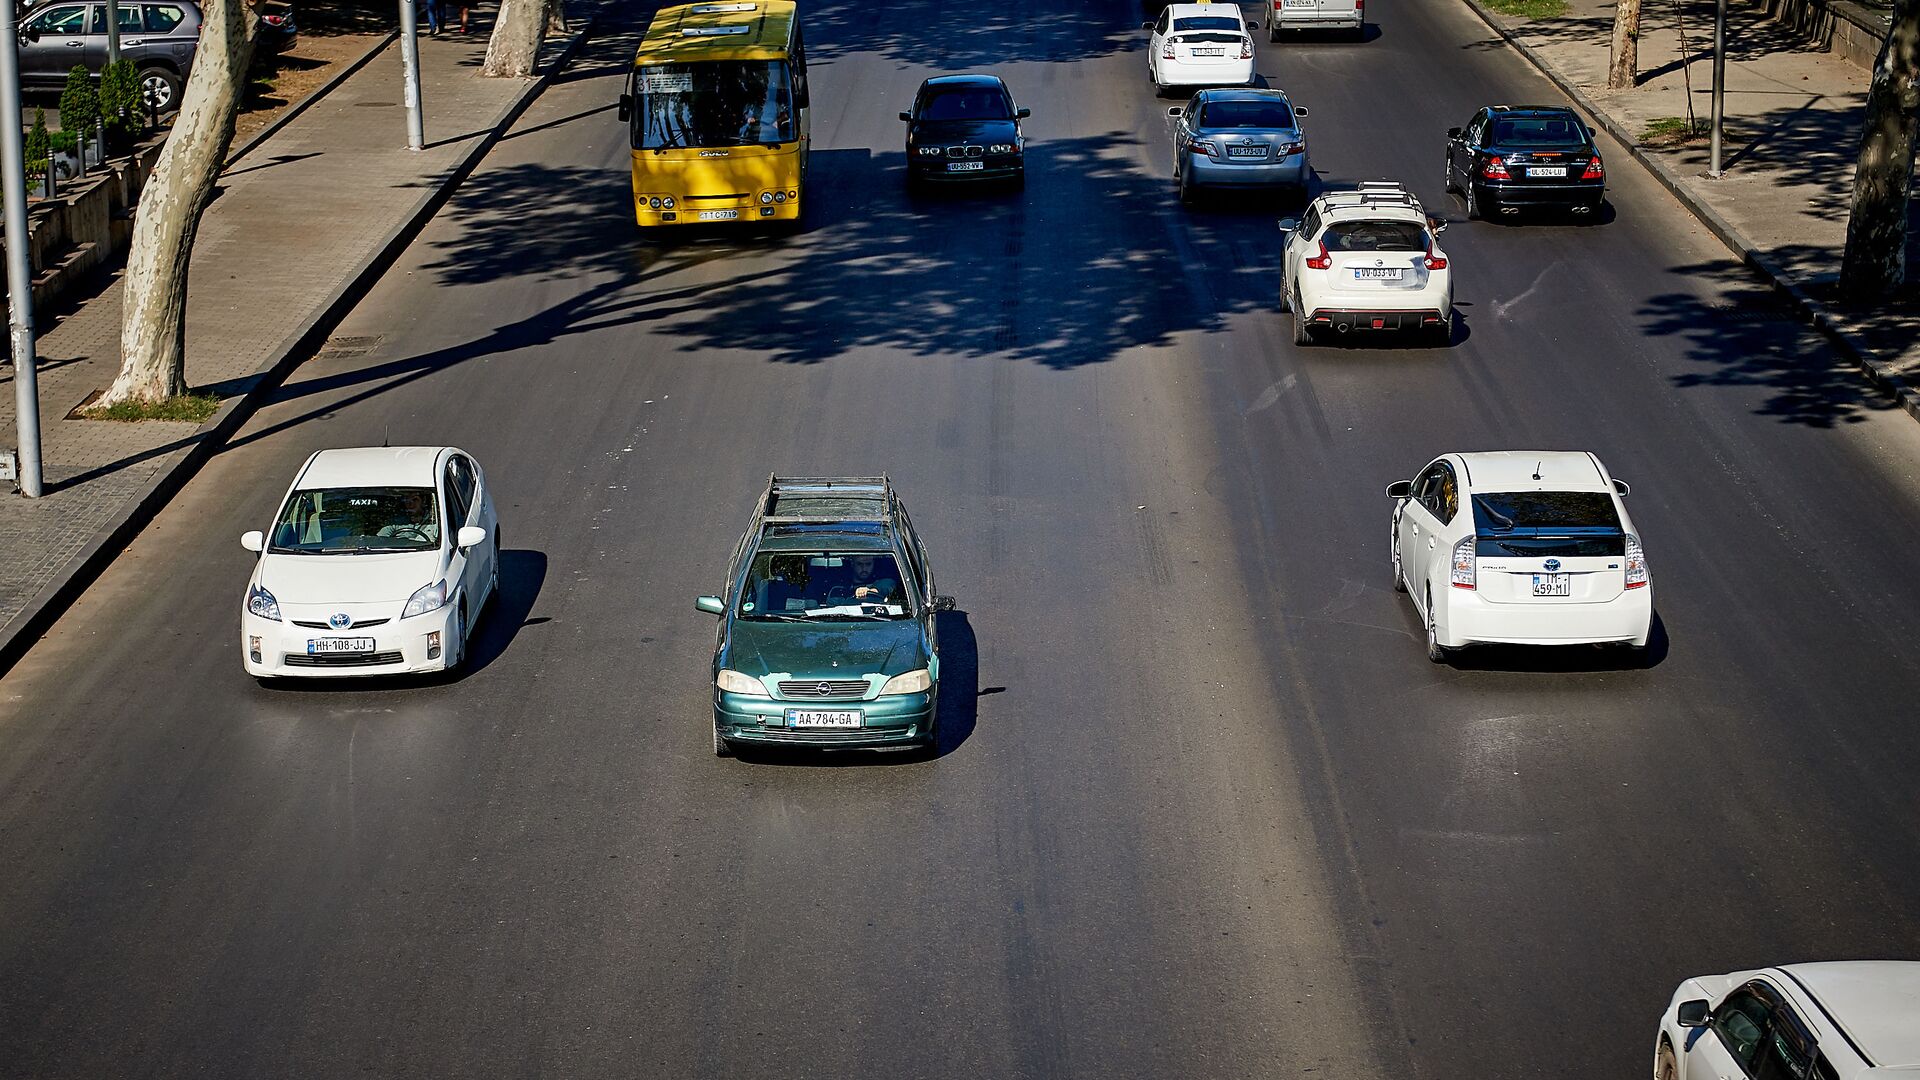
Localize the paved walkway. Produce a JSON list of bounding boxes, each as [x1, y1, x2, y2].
[[1463, 0, 1920, 410], [0, 19, 586, 656]]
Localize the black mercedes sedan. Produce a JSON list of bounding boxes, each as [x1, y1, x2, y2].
[[1444, 105, 1606, 221], [901, 74, 1031, 189]]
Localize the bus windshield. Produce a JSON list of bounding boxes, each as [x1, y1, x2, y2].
[[634, 60, 795, 150]]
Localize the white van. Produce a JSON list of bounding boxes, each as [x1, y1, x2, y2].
[[1270, 0, 1364, 40]]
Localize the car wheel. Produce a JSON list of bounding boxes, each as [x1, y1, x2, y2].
[[484, 529, 501, 613], [713, 726, 734, 757], [1430, 314, 1453, 348], [1425, 592, 1450, 664], [1010, 168, 1025, 192], [1656, 1042, 1678, 1080], [1465, 182, 1482, 221], [447, 603, 468, 672], [139, 66, 182, 114], [1278, 271, 1291, 312], [1391, 530, 1406, 592], [1269, 24, 1281, 42], [1291, 289, 1314, 346], [1444, 157, 1457, 194], [1178, 166, 1197, 206]]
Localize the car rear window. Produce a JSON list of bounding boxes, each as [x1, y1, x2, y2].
[[1490, 116, 1586, 146], [1173, 16, 1241, 30], [1322, 221, 1427, 252], [921, 88, 1011, 121], [1198, 100, 1294, 129], [1471, 490, 1623, 555]]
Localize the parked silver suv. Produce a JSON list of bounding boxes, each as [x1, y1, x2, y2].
[[18, 0, 202, 112]]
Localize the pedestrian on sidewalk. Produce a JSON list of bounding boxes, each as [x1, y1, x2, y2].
[[456, 2, 469, 33], [422, 0, 442, 36]]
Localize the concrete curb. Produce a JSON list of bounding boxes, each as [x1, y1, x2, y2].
[[227, 29, 401, 167], [1454, 0, 1920, 426], [0, 19, 598, 677]]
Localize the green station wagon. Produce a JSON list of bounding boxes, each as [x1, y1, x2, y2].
[[696, 476, 953, 756]]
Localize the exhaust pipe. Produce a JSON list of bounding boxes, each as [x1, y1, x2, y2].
[[1336, 323, 1351, 333], [1498, 205, 1520, 215], [1570, 204, 1592, 214]]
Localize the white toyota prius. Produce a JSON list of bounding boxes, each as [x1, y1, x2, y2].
[[240, 446, 500, 679], [1387, 450, 1651, 661]]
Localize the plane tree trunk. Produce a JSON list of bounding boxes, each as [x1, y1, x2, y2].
[[1838, 0, 1920, 300], [482, 0, 548, 78], [1608, 0, 1643, 89], [98, 0, 257, 406]]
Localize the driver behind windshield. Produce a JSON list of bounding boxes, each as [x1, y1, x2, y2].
[[742, 552, 907, 618]]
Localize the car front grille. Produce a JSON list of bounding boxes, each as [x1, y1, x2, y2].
[[283, 651, 405, 668], [945, 145, 985, 159], [777, 679, 870, 699], [291, 618, 391, 629]]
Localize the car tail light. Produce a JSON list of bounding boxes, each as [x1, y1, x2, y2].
[[1424, 242, 1447, 271], [1240, 38, 1253, 59], [1356, 0, 1364, 11], [1582, 155, 1604, 180], [1624, 534, 1649, 589], [1189, 137, 1220, 158], [1450, 536, 1476, 590], [1482, 155, 1510, 180], [1163, 40, 1175, 59], [1304, 241, 1331, 270], [1276, 141, 1301, 157]]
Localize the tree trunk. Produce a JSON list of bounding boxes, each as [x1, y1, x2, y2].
[[99, 0, 256, 406], [547, 0, 569, 34], [1839, 0, 1920, 300], [1608, 0, 1643, 89], [481, 0, 547, 78]]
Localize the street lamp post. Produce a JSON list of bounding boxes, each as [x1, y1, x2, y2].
[[106, 0, 121, 64], [399, 0, 425, 150], [1708, 0, 1727, 177], [1, 1, 44, 497]]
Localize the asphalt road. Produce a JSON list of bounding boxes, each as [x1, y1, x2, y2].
[[6, 1, 1920, 1077]]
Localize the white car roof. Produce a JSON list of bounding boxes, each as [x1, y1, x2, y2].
[[1781, 962, 1920, 1067], [1166, 2, 1242, 21], [1455, 451, 1608, 492], [1311, 182, 1428, 224], [297, 446, 448, 489]]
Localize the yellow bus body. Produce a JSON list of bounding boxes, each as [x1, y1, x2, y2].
[[627, 1, 809, 228]]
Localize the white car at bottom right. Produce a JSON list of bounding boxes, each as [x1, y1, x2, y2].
[[1656, 961, 1920, 1080], [1387, 450, 1651, 661]]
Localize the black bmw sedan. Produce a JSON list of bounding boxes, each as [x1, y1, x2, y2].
[[901, 74, 1032, 189], [1444, 105, 1606, 221]]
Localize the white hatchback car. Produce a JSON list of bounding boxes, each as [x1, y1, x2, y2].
[[1386, 450, 1651, 661], [1146, 3, 1255, 95], [1280, 182, 1453, 346], [240, 446, 500, 679], [1655, 962, 1920, 1080]]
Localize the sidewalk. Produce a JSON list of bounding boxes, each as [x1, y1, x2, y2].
[[1459, 0, 1920, 420], [0, 17, 591, 668]]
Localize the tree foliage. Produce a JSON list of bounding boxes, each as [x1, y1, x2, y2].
[[100, 60, 146, 145], [59, 65, 101, 141], [24, 109, 51, 174]]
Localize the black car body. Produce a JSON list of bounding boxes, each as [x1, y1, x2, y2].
[[901, 74, 1030, 188], [1444, 105, 1605, 219]]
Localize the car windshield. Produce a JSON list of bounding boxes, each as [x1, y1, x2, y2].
[[920, 87, 1011, 121], [739, 552, 912, 620], [1198, 100, 1294, 129], [1490, 117, 1586, 146], [1471, 491, 1621, 531], [633, 60, 795, 150], [1323, 221, 1428, 252], [268, 487, 440, 554], [1173, 16, 1241, 30]]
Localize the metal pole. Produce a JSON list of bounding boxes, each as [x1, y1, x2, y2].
[[1, 3, 44, 497], [399, 0, 425, 150], [1708, 0, 1727, 177], [105, 0, 121, 64]]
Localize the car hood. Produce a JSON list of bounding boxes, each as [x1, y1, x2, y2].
[[912, 118, 1018, 143], [257, 550, 444, 605], [726, 619, 925, 679]]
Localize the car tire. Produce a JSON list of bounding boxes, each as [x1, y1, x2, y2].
[[446, 602, 468, 672], [1465, 182, 1483, 221], [1352, 23, 1366, 41], [1444, 157, 1457, 194], [139, 66, 183, 114], [484, 529, 501, 614], [1425, 592, 1450, 664], [1010, 168, 1025, 192], [713, 726, 734, 757], [1291, 290, 1314, 346], [1178, 166, 1197, 207], [1278, 270, 1291, 312], [1391, 531, 1407, 592], [1429, 314, 1453, 348], [1269, 25, 1281, 42], [1656, 1042, 1678, 1080]]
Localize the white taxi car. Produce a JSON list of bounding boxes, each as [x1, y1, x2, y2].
[[1280, 182, 1453, 347], [1386, 450, 1651, 661], [240, 446, 500, 679], [1655, 962, 1920, 1080], [1146, 3, 1255, 95]]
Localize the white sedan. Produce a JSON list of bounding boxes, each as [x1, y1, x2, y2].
[[1386, 450, 1651, 661], [1147, 3, 1255, 94], [1280, 182, 1453, 346], [240, 446, 500, 679], [1656, 962, 1920, 1080]]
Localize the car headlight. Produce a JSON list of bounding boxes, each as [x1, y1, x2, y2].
[[988, 143, 1014, 154], [716, 669, 770, 697], [878, 669, 932, 696], [916, 145, 943, 157], [246, 583, 281, 621], [402, 580, 448, 619]]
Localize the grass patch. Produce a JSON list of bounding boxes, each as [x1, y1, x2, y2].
[[1639, 116, 1722, 148], [1482, 0, 1568, 16], [77, 392, 222, 423]]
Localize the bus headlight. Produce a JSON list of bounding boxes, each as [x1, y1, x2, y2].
[[760, 192, 774, 204], [773, 191, 786, 203], [650, 197, 662, 209], [662, 196, 674, 209]]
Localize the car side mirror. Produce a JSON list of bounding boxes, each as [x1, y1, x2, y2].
[[1016, 107, 1031, 119], [1385, 480, 1412, 499], [1676, 1000, 1711, 1028], [1167, 106, 1183, 117], [20, 29, 39, 41], [1430, 219, 1449, 234], [1291, 105, 1308, 117], [240, 530, 265, 552], [1613, 479, 1631, 496], [930, 594, 956, 613], [457, 525, 487, 550], [1447, 126, 1463, 141], [899, 111, 911, 121], [1141, 20, 1153, 28], [1277, 217, 1298, 233], [695, 595, 725, 615], [617, 93, 631, 122]]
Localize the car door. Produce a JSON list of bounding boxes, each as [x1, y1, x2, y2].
[[1283, 204, 1320, 296], [106, 2, 149, 66], [1150, 8, 1171, 79], [897, 506, 938, 661], [452, 453, 495, 601], [1397, 461, 1445, 606], [19, 3, 94, 84], [1688, 985, 1775, 1080], [440, 457, 480, 615]]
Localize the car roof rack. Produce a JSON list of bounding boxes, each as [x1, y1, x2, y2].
[[1315, 181, 1423, 214], [750, 474, 899, 531]]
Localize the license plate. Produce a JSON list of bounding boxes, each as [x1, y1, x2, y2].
[[1283, 0, 1315, 7], [1191, 47, 1225, 55], [1531, 574, 1572, 597], [947, 160, 984, 172], [788, 710, 862, 728], [1528, 166, 1567, 177], [1227, 146, 1267, 158], [697, 209, 739, 221], [307, 637, 375, 654], [1352, 267, 1404, 280]]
